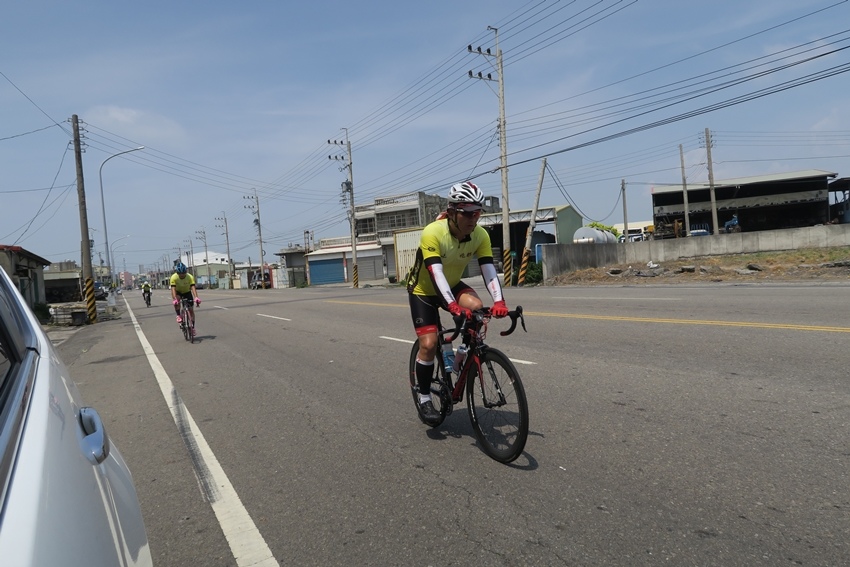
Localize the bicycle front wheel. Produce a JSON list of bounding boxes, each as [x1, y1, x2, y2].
[[466, 348, 528, 463], [408, 339, 448, 427], [181, 307, 190, 341]]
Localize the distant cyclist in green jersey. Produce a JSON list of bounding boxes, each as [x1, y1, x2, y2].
[[170, 262, 201, 334], [406, 181, 509, 424]]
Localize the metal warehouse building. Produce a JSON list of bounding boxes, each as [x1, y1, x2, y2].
[[651, 169, 840, 238]]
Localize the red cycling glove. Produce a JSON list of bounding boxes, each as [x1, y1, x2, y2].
[[447, 301, 472, 319], [172, 299, 179, 306], [491, 300, 509, 318], [195, 298, 201, 305]]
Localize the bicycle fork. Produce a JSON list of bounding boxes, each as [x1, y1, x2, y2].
[[477, 357, 508, 409]]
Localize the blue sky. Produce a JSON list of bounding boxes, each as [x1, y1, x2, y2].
[[2, 0, 849, 272]]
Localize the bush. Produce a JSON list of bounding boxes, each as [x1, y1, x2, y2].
[[523, 262, 543, 285]]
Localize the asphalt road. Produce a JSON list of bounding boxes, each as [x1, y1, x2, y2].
[[57, 283, 850, 566]]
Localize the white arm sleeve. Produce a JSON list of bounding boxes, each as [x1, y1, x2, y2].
[[480, 262, 503, 302], [427, 262, 457, 305]]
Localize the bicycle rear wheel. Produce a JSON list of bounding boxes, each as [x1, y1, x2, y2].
[[408, 339, 448, 427], [466, 348, 529, 463]]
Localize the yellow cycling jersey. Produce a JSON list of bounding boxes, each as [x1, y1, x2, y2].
[[408, 219, 493, 296], [169, 272, 196, 294]]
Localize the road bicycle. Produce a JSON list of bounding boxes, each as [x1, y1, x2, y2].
[[143, 290, 151, 307], [178, 297, 197, 343], [408, 306, 528, 463]]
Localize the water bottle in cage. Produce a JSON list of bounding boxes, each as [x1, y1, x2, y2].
[[441, 341, 455, 374], [452, 343, 468, 373]]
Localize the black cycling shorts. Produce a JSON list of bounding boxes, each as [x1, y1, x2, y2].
[[175, 291, 194, 303], [408, 282, 475, 336]]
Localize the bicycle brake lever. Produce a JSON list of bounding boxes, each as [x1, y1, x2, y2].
[[500, 305, 526, 336], [446, 313, 466, 342]]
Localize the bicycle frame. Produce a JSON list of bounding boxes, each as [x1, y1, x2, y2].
[[438, 306, 525, 405], [180, 297, 194, 319], [179, 297, 196, 342]]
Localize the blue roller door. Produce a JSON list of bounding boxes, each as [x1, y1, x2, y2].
[[309, 258, 345, 285]]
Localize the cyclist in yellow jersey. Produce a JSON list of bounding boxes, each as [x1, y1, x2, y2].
[[170, 262, 201, 332], [406, 181, 509, 424]]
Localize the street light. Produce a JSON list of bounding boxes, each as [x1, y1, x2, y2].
[[110, 235, 130, 288], [99, 146, 144, 286]]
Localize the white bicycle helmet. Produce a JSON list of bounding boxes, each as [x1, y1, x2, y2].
[[448, 182, 484, 207]]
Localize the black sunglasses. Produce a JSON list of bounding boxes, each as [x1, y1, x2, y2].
[[455, 209, 482, 218]]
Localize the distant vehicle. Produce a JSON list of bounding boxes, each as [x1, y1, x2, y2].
[[93, 281, 108, 301], [0, 266, 153, 566], [690, 222, 712, 237], [250, 271, 272, 290], [618, 233, 644, 243], [618, 227, 645, 243]]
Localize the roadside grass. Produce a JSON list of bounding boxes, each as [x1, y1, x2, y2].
[[548, 246, 850, 285], [682, 246, 850, 268]]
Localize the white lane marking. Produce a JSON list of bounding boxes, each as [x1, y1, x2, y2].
[[379, 336, 414, 344], [552, 296, 680, 300], [124, 300, 280, 567], [258, 313, 291, 321], [214, 306, 229, 310], [378, 336, 536, 365]]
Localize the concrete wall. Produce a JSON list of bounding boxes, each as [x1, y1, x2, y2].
[[541, 224, 850, 279]]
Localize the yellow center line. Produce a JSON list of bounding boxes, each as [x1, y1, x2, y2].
[[325, 299, 850, 333], [531, 312, 850, 332]]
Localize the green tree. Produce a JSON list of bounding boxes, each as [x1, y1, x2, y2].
[[588, 221, 619, 237]]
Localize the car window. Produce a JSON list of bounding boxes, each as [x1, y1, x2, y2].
[[0, 335, 10, 385], [0, 291, 18, 391]]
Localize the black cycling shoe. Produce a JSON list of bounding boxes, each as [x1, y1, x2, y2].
[[419, 400, 441, 425]]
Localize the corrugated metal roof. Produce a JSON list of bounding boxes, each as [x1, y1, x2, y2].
[[829, 177, 850, 191], [0, 245, 51, 266], [652, 169, 837, 195]]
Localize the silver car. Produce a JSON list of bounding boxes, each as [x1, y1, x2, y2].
[[0, 267, 152, 566]]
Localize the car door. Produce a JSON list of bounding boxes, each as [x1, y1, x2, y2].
[[0, 268, 152, 566]]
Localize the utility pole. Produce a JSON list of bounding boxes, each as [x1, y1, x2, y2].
[[704, 128, 719, 234], [518, 158, 546, 285], [469, 26, 511, 285], [329, 130, 358, 288], [215, 212, 233, 286], [184, 239, 194, 271], [622, 179, 629, 241], [71, 114, 97, 322], [679, 144, 691, 236], [244, 189, 265, 287], [196, 227, 211, 287]]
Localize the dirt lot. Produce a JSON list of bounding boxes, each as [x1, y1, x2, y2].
[[546, 247, 850, 285]]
